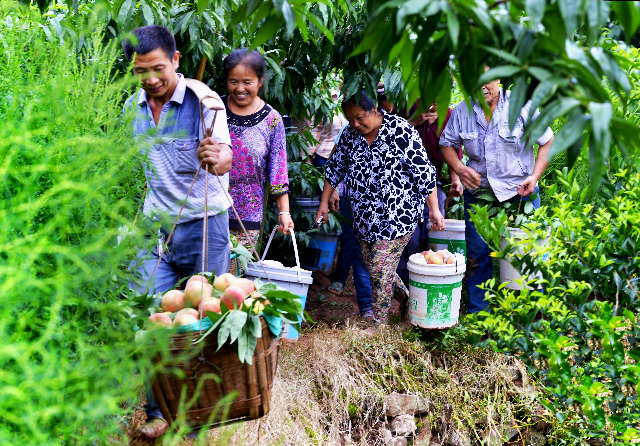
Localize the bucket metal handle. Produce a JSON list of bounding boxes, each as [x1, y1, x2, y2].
[[260, 226, 304, 283]]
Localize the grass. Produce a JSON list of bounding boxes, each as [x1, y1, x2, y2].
[[122, 323, 552, 445]]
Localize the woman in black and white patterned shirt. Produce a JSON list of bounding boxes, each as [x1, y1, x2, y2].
[[315, 91, 445, 325]]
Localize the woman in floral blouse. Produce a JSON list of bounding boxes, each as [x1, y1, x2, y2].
[[316, 91, 445, 325], [223, 49, 293, 248]]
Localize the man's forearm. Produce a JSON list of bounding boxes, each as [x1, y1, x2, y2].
[[532, 136, 553, 181], [440, 145, 465, 175]]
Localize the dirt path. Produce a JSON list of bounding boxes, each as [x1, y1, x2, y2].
[[304, 271, 401, 326]]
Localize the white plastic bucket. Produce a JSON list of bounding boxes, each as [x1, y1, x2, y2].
[[407, 254, 466, 329], [245, 227, 313, 341], [499, 227, 549, 290], [427, 219, 466, 259]]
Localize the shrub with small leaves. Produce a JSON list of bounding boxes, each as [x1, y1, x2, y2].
[[466, 170, 640, 442]]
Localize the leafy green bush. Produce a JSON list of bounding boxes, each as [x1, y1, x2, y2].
[[466, 169, 640, 443], [0, 8, 190, 444]]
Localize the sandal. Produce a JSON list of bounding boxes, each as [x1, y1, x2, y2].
[[327, 282, 343, 295], [140, 417, 168, 439]]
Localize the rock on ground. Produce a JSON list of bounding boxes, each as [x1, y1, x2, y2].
[[448, 428, 471, 446], [384, 392, 430, 417], [524, 429, 547, 446], [413, 426, 432, 446], [390, 414, 417, 437]]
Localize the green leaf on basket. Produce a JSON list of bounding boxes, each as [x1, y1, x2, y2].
[[262, 305, 280, 317], [231, 244, 255, 261], [206, 311, 222, 324], [263, 289, 300, 300], [227, 310, 248, 345], [285, 319, 301, 333], [267, 298, 302, 315], [238, 332, 258, 365], [194, 311, 228, 345], [303, 310, 315, 324], [257, 282, 279, 293], [237, 331, 248, 363], [217, 315, 233, 349], [281, 313, 301, 326], [248, 314, 262, 338], [237, 255, 248, 272]]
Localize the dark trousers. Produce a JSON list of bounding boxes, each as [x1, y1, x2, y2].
[[464, 186, 540, 313], [328, 193, 372, 314]]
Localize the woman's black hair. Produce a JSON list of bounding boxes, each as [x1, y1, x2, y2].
[[341, 90, 377, 112], [123, 25, 176, 61], [222, 49, 267, 82]]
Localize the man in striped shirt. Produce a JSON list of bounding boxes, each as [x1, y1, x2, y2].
[[123, 25, 232, 439]]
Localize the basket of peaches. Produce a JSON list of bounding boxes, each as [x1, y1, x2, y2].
[[141, 273, 309, 428]]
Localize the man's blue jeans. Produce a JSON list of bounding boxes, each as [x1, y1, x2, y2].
[[464, 187, 540, 313], [129, 212, 231, 419], [129, 213, 231, 295]]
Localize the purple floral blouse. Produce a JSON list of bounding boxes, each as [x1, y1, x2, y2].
[[224, 96, 289, 229]]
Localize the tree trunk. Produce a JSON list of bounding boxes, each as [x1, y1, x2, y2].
[[196, 56, 208, 81]]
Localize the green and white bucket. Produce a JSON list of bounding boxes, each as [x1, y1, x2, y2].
[[427, 219, 466, 259], [500, 227, 549, 290], [407, 253, 466, 329]]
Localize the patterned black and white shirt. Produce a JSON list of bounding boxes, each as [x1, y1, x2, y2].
[[326, 110, 437, 242]]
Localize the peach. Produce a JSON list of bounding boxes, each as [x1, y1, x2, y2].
[[436, 250, 446, 261], [213, 273, 236, 292], [148, 313, 172, 328], [446, 256, 455, 265], [173, 313, 198, 327], [184, 281, 213, 308], [427, 253, 444, 265], [161, 290, 186, 312], [176, 308, 199, 318], [186, 275, 209, 287], [201, 298, 221, 314], [221, 285, 246, 310], [231, 278, 256, 296]]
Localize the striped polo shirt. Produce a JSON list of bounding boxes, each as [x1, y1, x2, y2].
[[127, 74, 232, 224]]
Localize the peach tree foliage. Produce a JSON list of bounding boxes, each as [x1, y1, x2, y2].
[[466, 168, 640, 442], [31, 0, 640, 194]]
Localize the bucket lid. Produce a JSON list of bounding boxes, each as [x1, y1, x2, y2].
[[407, 253, 466, 274], [246, 262, 314, 285]]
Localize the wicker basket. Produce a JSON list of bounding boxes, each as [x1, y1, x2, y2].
[[228, 257, 238, 276], [151, 317, 279, 428]]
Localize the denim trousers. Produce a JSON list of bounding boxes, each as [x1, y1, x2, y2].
[[129, 212, 230, 419], [129, 212, 231, 295], [328, 194, 372, 314], [464, 186, 540, 313]]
